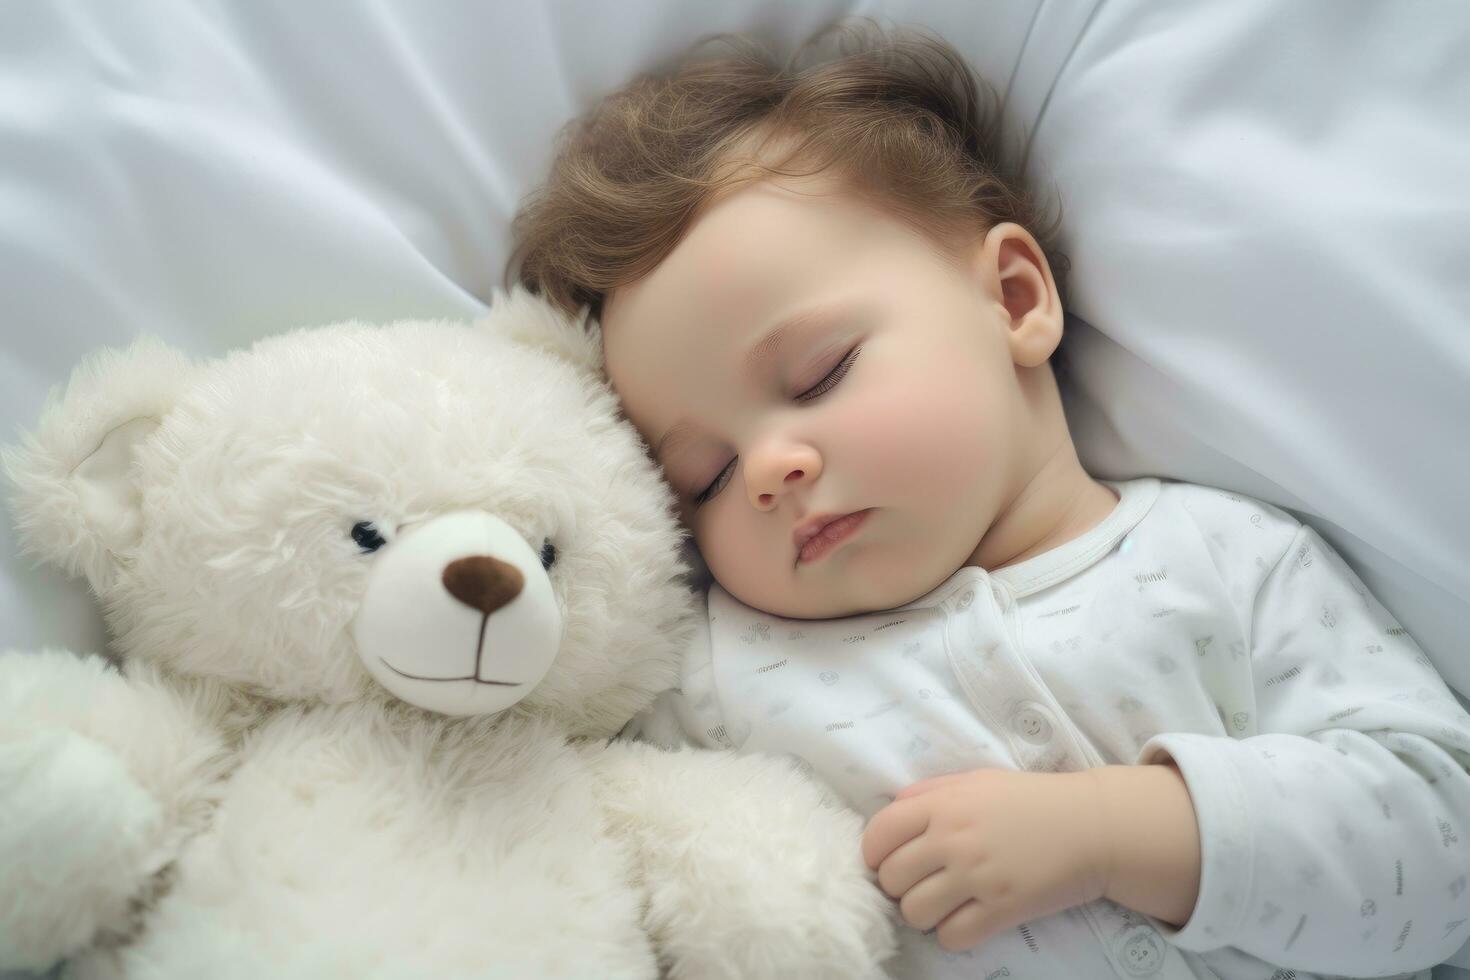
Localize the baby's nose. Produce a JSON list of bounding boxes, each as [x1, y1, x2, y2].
[[757, 469, 807, 507], [745, 440, 823, 510]]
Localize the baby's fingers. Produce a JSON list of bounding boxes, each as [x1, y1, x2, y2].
[[936, 891, 1040, 953], [876, 837, 943, 898], [898, 869, 970, 932], [935, 900, 994, 953], [861, 797, 930, 870]]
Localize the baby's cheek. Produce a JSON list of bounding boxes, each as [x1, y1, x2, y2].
[[697, 510, 779, 602], [848, 376, 992, 494]]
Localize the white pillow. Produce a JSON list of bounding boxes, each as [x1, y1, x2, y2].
[[3, 1, 1468, 966]]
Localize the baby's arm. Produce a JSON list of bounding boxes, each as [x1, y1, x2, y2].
[[0, 649, 230, 971], [1132, 522, 1470, 975]]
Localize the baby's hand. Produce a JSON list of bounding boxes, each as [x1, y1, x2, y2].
[[861, 767, 1112, 953]]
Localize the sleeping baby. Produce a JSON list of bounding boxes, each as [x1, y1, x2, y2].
[[509, 20, 1470, 980]]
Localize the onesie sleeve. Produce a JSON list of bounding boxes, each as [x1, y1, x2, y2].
[[1134, 522, 1470, 974], [618, 599, 730, 751]]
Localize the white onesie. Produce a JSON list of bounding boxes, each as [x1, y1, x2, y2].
[[624, 477, 1470, 980]]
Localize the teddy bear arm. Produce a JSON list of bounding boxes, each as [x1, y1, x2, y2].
[[589, 739, 898, 980], [0, 649, 232, 972]]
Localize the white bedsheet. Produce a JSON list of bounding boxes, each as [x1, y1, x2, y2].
[[2, 2, 1468, 969]]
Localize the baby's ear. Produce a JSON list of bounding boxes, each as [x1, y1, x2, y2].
[[477, 283, 604, 377], [2, 337, 194, 591]]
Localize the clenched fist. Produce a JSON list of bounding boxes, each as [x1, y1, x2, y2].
[[862, 767, 1114, 952]]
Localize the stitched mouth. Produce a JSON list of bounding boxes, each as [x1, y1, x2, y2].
[[378, 659, 521, 686]]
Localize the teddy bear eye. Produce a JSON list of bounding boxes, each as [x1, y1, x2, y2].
[[350, 521, 388, 553], [539, 538, 556, 570]]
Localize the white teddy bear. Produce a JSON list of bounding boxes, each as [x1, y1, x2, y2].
[[0, 287, 896, 979]]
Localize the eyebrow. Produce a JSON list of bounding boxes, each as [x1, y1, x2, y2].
[[654, 303, 848, 465], [742, 305, 844, 380]]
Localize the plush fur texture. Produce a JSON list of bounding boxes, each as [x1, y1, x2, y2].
[[0, 288, 896, 978]]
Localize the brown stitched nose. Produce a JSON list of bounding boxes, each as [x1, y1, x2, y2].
[[442, 556, 523, 615]]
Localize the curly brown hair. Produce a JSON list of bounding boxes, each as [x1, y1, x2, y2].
[[506, 17, 1065, 323]]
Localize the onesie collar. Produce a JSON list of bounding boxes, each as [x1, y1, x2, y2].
[[988, 476, 1160, 598], [883, 477, 1161, 615]]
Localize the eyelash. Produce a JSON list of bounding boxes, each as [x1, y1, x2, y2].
[[692, 345, 862, 506]]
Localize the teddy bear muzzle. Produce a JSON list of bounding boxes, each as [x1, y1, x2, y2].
[[351, 510, 562, 716]]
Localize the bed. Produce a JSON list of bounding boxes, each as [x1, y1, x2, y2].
[[2, 1, 1467, 974]]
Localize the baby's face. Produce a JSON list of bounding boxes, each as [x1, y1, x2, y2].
[[602, 176, 1043, 619]]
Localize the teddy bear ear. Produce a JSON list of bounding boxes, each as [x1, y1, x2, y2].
[[477, 283, 604, 376], [3, 336, 194, 591]]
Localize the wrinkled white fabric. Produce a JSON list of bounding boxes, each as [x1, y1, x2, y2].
[[628, 478, 1470, 980]]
